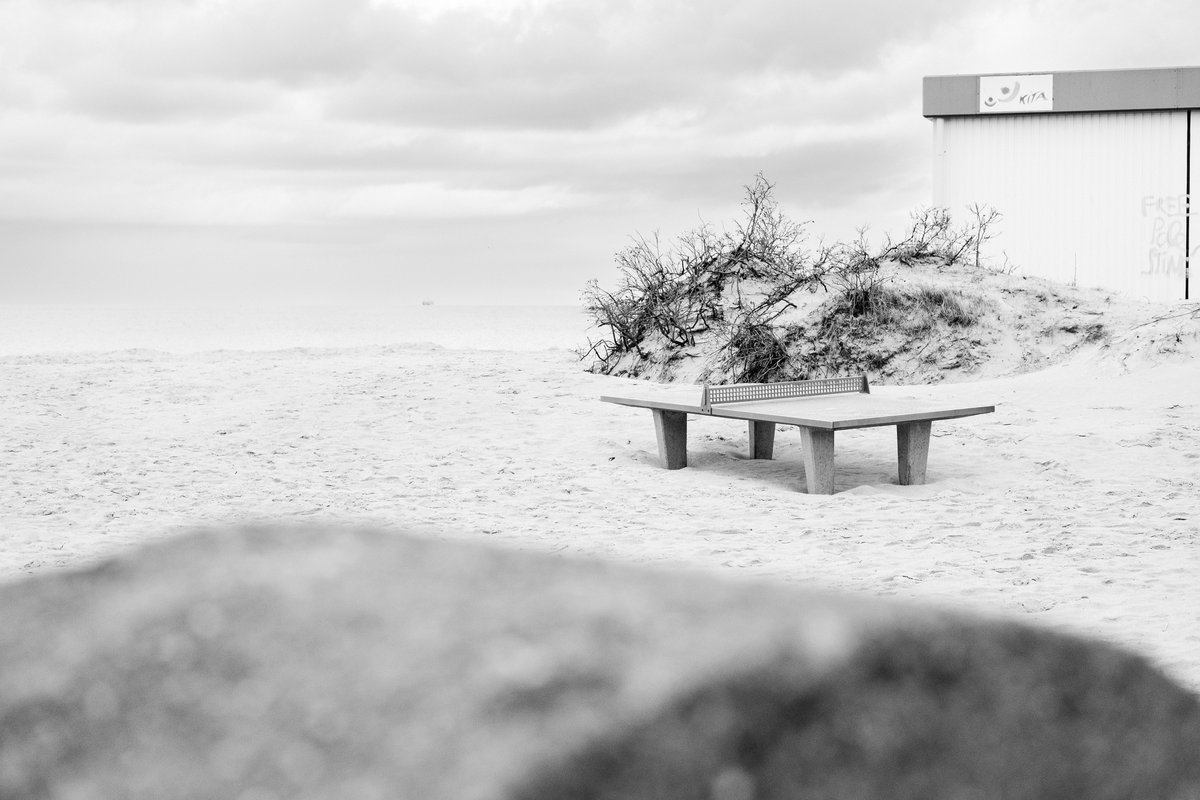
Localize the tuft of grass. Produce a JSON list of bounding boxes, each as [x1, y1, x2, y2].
[[1059, 321, 1107, 343], [837, 284, 984, 331], [1080, 322, 1107, 343], [912, 286, 981, 327]]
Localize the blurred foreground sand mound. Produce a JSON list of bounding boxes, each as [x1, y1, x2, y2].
[[2, 527, 1199, 800]]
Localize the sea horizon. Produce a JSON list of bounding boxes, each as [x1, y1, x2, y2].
[[0, 302, 593, 356]]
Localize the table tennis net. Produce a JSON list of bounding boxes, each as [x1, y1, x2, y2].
[[701, 375, 869, 410]]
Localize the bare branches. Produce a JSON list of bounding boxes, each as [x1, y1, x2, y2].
[[581, 177, 1006, 381], [581, 173, 827, 373], [967, 203, 1002, 270]]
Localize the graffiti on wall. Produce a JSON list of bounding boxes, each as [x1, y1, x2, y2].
[[1141, 194, 1193, 278]]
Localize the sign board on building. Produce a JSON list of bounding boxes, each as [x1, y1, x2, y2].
[[978, 74, 1054, 113]]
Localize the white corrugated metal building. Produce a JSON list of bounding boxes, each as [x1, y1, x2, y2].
[[924, 67, 1199, 302]]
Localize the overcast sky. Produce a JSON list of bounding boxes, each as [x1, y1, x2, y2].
[[2, 0, 1199, 305]]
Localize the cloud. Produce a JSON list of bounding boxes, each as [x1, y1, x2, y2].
[[9, 0, 1200, 303], [2, 0, 973, 185], [325, 0, 979, 131], [64, 72, 278, 123], [11, 0, 977, 130], [330, 181, 588, 219]]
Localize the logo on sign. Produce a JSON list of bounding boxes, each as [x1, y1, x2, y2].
[[979, 74, 1053, 113]]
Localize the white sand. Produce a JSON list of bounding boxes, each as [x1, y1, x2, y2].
[[2, 312, 1199, 691]]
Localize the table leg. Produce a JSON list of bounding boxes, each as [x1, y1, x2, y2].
[[652, 409, 688, 469], [799, 427, 835, 494], [896, 420, 932, 485], [748, 420, 775, 460]]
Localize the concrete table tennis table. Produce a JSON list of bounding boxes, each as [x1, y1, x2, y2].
[[601, 375, 995, 494]]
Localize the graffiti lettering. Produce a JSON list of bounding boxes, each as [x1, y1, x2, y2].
[[1150, 217, 1187, 248], [1141, 194, 1189, 217], [1144, 250, 1188, 276], [1141, 194, 1192, 277]]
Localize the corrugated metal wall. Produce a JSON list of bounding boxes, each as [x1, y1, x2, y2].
[[1190, 110, 1198, 300], [933, 111, 1189, 301]]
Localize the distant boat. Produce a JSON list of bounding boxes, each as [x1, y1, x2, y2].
[[421, 300, 434, 306]]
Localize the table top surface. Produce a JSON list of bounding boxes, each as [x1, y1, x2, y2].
[[600, 390, 995, 430]]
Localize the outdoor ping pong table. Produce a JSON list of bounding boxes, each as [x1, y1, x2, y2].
[[600, 375, 995, 494]]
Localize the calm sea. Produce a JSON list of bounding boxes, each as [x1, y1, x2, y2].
[[0, 305, 594, 356]]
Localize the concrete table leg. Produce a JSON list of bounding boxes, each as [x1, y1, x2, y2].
[[748, 420, 776, 460], [652, 409, 688, 470], [799, 427, 835, 494], [896, 420, 933, 485]]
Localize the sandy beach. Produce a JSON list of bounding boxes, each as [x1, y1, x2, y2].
[[2, 308, 1198, 692]]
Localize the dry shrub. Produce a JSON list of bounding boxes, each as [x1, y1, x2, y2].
[[721, 320, 794, 384], [581, 175, 1002, 382], [581, 174, 828, 373]]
